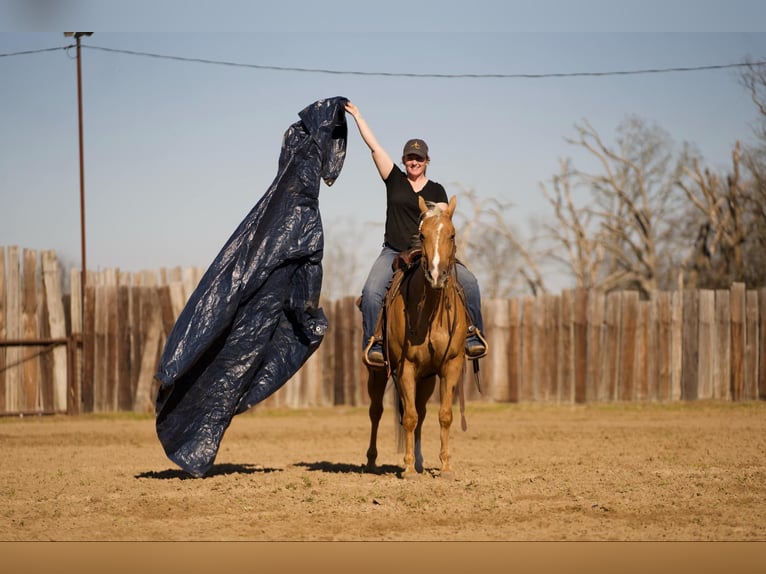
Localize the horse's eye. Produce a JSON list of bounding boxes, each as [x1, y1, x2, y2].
[[419, 233, 424, 242]]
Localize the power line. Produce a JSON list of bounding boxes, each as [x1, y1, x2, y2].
[[2, 42, 765, 79], [0, 45, 73, 58], [81, 44, 766, 79]]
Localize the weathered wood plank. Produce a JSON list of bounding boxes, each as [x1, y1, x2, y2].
[[541, 294, 557, 402], [602, 291, 622, 402], [670, 291, 683, 401], [635, 300, 650, 401], [760, 289, 766, 401], [106, 284, 118, 411], [69, 268, 82, 334], [681, 289, 699, 401], [117, 285, 133, 410], [586, 291, 604, 402], [42, 251, 68, 411], [534, 296, 546, 402], [618, 292, 639, 401], [647, 298, 660, 401], [304, 300, 326, 407], [295, 299, 327, 408], [0, 247, 6, 412], [168, 282, 186, 320], [508, 298, 521, 403], [730, 283, 746, 401], [331, 298, 347, 406], [318, 296, 337, 408], [6, 246, 21, 411], [68, 268, 83, 414], [156, 285, 177, 337], [698, 290, 715, 400], [573, 289, 587, 404], [744, 290, 759, 401], [714, 290, 732, 400], [22, 249, 41, 411], [82, 284, 96, 412], [657, 292, 672, 402], [131, 284, 144, 403], [38, 265, 54, 413], [559, 290, 573, 404], [342, 296, 362, 407], [133, 307, 162, 414], [93, 285, 108, 411], [138, 270, 158, 287], [485, 298, 510, 402], [167, 266, 182, 285], [182, 267, 197, 303], [520, 296, 536, 402]]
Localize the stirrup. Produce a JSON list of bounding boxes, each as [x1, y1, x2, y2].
[[466, 326, 488, 360], [362, 337, 386, 369]]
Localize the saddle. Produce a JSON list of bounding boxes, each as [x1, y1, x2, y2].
[[360, 247, 484, 371]]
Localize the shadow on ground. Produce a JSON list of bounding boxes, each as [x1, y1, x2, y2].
[[135, 463, 282, 480], [294, 460, 402, 476]]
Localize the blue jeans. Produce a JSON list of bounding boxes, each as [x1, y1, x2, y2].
[[360, 245, 484, 349]]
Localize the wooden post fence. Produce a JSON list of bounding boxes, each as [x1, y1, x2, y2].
[[1, 246, 764, 415]]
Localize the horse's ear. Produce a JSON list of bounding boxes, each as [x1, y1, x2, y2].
[[447, 195, 457, 217], [418, 195, 428, 214]]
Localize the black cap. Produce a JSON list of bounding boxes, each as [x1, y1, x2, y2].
[[402, 138, 429, 159]]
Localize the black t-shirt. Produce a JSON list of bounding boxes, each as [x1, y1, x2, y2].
[[383, 165, 449, 251]]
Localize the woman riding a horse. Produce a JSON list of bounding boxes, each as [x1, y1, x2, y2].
[[345, 101, 488, 478]]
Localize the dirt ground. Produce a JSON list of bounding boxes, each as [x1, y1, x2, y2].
[[1, 400, 765, 542]]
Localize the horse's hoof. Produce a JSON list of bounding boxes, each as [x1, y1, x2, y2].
[[439, 470, 456, 480], [401, 470, 418, 480], [364, 463, 377, 474]]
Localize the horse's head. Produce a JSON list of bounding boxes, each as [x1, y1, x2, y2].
[[417, 195, 457, 289]]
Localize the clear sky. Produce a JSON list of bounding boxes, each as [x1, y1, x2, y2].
[[2, 2, 766, 296]]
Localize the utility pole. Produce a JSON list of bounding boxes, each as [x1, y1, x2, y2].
[[64, 32, 92, 327], [64, 32, 92, 414]]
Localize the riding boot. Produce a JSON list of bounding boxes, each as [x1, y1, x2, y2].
[[465, 325, 488, 360], [363, 336, 386, 368]]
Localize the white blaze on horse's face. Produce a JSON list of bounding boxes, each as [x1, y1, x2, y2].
[[419, 211, 454, 289], [427, 220, 444, 287]]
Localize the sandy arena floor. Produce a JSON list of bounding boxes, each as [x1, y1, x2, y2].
[[1, 401, 764, 542]]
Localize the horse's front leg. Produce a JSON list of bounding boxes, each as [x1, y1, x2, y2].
[[397, 362, 419, 479], [365, 366, 387, 471], [438, 359, 464, 479], [414, 374, 437, 473]]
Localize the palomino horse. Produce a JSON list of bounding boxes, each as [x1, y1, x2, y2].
[[365, 195, 468, 479]]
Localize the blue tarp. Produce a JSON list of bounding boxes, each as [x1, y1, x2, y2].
[[154, 97, 348, 477]]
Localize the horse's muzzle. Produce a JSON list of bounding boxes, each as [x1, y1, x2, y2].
[[425, 267, 450, 289]]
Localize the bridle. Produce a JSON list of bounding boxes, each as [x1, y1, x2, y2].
[[413, 214, 460, 367]]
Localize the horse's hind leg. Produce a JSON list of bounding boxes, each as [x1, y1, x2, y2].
[[414, 374, 436, 473], [365, 367, 387, 471]]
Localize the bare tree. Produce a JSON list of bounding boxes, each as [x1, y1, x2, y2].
[[738, 59, 766, 286], [677, 142, 749, 288], [559, 116, 689, 298], [539, 158, 605, 290], [452, 186, 547, 298], [740, 58, 766, 138]]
